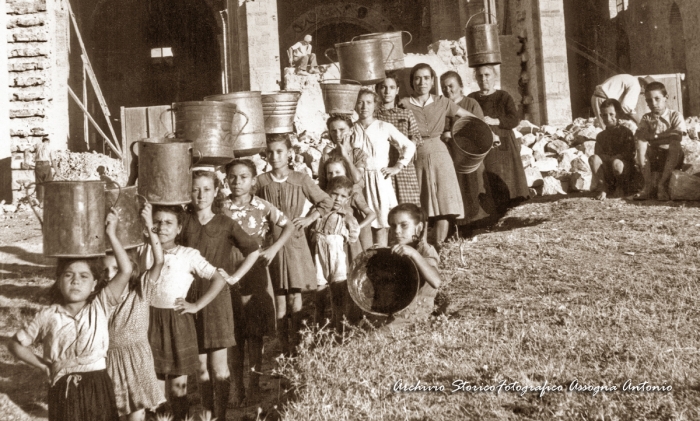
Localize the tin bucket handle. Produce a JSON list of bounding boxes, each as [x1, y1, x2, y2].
[[130, 141, 139, 157], [402, 31, 413, 48], [380, 40, 395, 66], [190, 147, 202, 170], [230, 109, 249, 147], [466, 11, 498, 28], [159, 108, 175, 138], [323, 48, 341, 73], [105, 180, 122, 209], [25, 182, 42, 227]]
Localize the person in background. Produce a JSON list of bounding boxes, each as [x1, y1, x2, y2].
[[34, 136, 54, 207], [591, 74, 655, 128], [354, 89, 416, 247], [400, 63, 475, 245], [440, 71, 489, 225], [375, 72, 422, 207], [287, 35, 319, 75], [468, 64, 530, 216], [633, 81, 686, 201], [312, 175, 359, 334], [589, 99, 636, 201], [9, 209, 131, 421]]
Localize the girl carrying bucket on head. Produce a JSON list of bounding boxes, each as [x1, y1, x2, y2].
[[353, 88, 416, 247], [256, 134, 334, 355], [9, 209, 131, 421], [375, 72, 423, 207], [146, 204, 253, 421], [384, 203, 442, 328], [104, 202, 166, 421], [179, 171, 261, 420], [224, 159, 295, 405]]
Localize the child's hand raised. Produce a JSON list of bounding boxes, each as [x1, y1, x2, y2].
[[105, 208, 119, 236], [141, 202, 154, 230]]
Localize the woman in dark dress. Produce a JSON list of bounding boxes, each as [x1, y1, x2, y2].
[[468, 65, 530, 215]]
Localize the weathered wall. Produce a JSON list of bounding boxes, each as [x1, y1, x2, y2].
[[1, 0, 11, 202], [6, 0, 69, 202]]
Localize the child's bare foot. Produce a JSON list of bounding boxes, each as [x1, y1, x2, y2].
[[595, 191, 607, 201]]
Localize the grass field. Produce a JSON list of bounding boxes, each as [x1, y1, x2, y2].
[[2, 195, 700, 420]]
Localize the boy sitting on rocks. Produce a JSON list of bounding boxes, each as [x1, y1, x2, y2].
[[633, 81, 686, 201], [589, 99, 636, 200]]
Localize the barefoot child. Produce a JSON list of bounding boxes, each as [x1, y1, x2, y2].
[[147, 205, 247, 421], [312, 176, 360, 333], [255, 134, 334, 355], [384, 203, 442, 328], [180, 171, 261, 420], [634, 81, 687, 201], [224, 159, 295, 405], [9, 209, 131, 421], [589, 99, 636, 201], [104, 202, 166, 421]]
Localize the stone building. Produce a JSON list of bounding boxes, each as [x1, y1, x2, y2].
[[1, 0, 697, 203]]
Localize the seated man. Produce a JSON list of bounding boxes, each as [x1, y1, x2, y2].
[[287, 35, 319, 75], [634, 81, 686, 201], [589, 99, 636, 200]]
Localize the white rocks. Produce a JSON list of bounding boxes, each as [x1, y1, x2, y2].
[[531, 137, 548, 155], [570, 172, 592, 192], [520, 145, 533, 156], [520, 133, 537, 147], [545, 139, 569, 155], [535, 157, 559, 173], [525, 167, 543, 187], [541, 176, 566, 195], [570, 156, 591, 173], [521, 154, 535, 168], [575, 141, 596, 157]]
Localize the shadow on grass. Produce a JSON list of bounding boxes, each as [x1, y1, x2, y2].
[[621, 198, 700, 208], [0, 336, 49, 419], [0, 283, 50, 301], [0, 263, 54, 281], [0, 246, 54, 266]]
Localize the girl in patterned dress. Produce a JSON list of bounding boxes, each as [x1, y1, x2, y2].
[[180, 171, 261, 420], [9, 209, 131, 421], [375, 73, 422, 206], [224, 159, 295, 405], [104, 202, 166, 421], [256, 134, 334, 355], [353, 89, 416, 247]]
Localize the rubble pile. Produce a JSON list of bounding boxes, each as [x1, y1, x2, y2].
[[53, 151, 128, 186], [518, 116, 700, 199]]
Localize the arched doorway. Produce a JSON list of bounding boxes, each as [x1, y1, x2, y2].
[[669, 2, 686, 73]]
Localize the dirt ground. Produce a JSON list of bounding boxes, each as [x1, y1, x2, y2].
[[3, 194, 700, 420]]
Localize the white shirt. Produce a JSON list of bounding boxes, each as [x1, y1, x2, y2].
[[352, 120, 416, 170], [146, 245, 217, 309], [290, 41, 312, 59], [595, 74, 640, 114], [408, 95, 435, 108]]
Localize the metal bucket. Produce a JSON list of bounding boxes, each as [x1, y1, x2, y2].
[[355, 31, 412, 71], [348, 248, 420, 316], [134, 141, 194, 205], [450, 116, 495, 174], [172, 101, 239, 166], [320, 80, 362, 114], [261, 91, 302, 134], [325, 38, 394, 85], [466, 12, 502, 67], [105, 185, 144, 251], [204, 92, 264, 157], [40, 181, 107, 257]]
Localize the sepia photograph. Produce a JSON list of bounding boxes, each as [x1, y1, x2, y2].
[[0, 0, 699, 419]]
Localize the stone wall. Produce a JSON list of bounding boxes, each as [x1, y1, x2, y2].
[[5, 0, 69, 202]]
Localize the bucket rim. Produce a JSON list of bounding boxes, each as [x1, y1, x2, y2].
[[44, 180, 107, 185], [173, 100, 237, 108], [204, 91, 262, 101], [335, 38, 384, 48]]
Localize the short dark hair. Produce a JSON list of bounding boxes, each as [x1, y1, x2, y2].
[[266, 133, 293, 150], [409, 63, 437, 90], [600, 98, 623, 115], [226, 158, 257, 177], [326, 114, 353, 131], [153, 204, 184, 226], [440, 70, 463, 88], [50, 258, 105, 305], [358, 88, 380, 105], [326, 175, 354, 194], [388, 203, 426, 238], [645, 81, 667, 97]]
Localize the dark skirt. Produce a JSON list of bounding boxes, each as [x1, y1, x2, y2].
[[48, 370, 119, 421], [148, 307, 199, 376], [231, 261, 277, 339], [481, 132, 530, 214], [188, 278, 236, 351]]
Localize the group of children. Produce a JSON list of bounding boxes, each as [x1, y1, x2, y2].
[[9, 91, 443, 420], [589, 81, 687, 201]]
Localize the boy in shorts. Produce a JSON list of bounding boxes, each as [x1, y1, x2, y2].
[[589, 99, 636, 200], [634, 81, 686, 201]]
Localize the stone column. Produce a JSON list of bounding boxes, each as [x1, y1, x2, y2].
[[1, 4, 11, 202], [226, 0, 281, 92], [534, 0, 571, 126]]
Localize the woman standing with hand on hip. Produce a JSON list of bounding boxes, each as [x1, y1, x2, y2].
[[400, 63, 476, 245], [468, 65, 529, 216]]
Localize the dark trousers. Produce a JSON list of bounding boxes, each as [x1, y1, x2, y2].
[[35, 161, 52, 202]]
